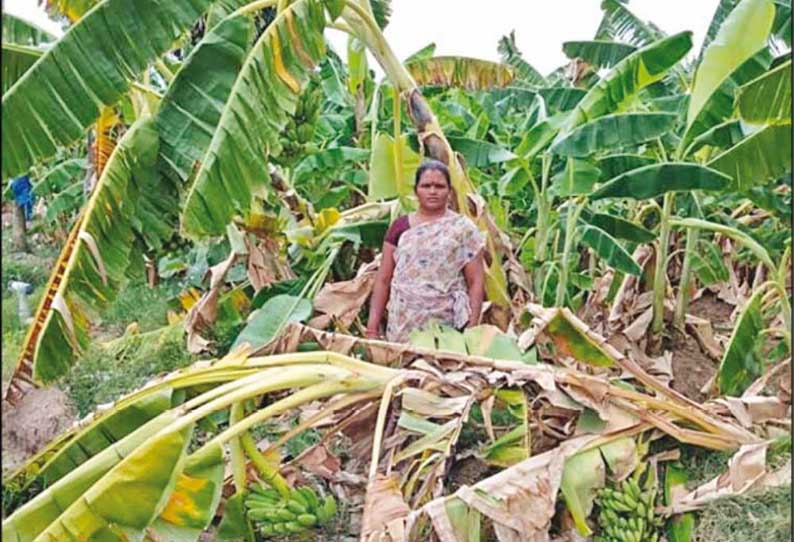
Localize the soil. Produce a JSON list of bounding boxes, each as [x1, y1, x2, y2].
[[668, 293, 735, 402], [669, 330, 717, 403], [1, 387, 77, 474], [689, 293, 735, 330], [447, 456, 493, 493]]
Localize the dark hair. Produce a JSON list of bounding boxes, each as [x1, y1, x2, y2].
[[414, 159, 451, 191]]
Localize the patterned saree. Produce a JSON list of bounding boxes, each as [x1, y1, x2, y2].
[[386, 212, 485, 343]]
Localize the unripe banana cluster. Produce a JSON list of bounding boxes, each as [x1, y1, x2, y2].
[[594, 477, 663, 542], [245, 483, 337, 540]]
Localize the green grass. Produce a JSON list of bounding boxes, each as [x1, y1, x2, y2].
[[692, 485, 791, 542], [60, 322, 194, 416]]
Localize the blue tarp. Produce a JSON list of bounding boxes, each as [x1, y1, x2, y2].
[[11, 175, 34, 220]]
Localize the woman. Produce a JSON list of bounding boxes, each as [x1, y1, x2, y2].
[[366, 160, 486, 343]]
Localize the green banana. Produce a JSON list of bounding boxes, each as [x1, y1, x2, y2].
[[297, 513, 318, 527]]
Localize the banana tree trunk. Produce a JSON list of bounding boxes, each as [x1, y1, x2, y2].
[[12, 202, 28, 252], [649, 192, 675, 353]]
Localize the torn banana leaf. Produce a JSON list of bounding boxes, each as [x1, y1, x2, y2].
[[580, 224, 643, 276], [736, 60, 791, 125], [181, 0, 328, 237], [4, 117, 162, 403], [2, 0, 213, 179], [407, 56, 514, 90]]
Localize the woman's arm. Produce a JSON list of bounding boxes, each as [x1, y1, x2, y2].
[[366, 243, 396, 338], [463, 250, 485, 327]]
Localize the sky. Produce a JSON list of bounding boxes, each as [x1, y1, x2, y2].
[[4, 0, 720, 76]]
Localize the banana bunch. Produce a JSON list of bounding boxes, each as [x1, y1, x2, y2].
[[245, 483, 337, 540], [594, 476, 664, 542]]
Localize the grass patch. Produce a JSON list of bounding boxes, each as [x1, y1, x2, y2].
[[97, 279, 182, 336], [693, 485, 791, 542], [60, 323, 194, 416]]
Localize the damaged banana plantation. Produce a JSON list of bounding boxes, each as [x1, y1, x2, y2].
[[0, 0, 790, 541]]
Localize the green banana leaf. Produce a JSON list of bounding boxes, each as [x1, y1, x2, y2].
[[699, 0, 741, 55], [595, 0, 665, 46], [404, 42, 436, 63], [2, 13, 57, 45], [772, 0, 792, 45], [736, 60, 792, 124], [232, 294, 312, 350], [405, 56, 514, 90], [148, 444, 225, 542], [156, 13, 253, 187], [181, 0, 327, 237], [551, 112, 677, 157], [580, 224, 642, 276], [560, 31, 692, 134], [2, 43, 44, 94], [31, 158, 88, 196], [562, 40, 637, 68], [34, 424, 192, 542], [596, 153, 655, 179], [707, 124, 792, 190], [581, 210, 655, 243], [681, 47, 772, 154], [4, 118, 161, 400], [718, 288, 767, 395], [2, 411, 182, 542], [542, 309, 616, 367], [368, 132, 421, 199], [689, 241, 729, 286], [293, 146, 370, 182], [447, 136, 515, 167], [1, 0, 213, 180], [537, 87, 587, 112], [684, 119, 744, 157], [553, 159, 602, 197], [684, 0, 775, 142], [560, 447, 605, 535], [665, 463, 695, 542], [347, 36, 368, 94], [590, 163, 731, 200], [497, 30, 545, 86]]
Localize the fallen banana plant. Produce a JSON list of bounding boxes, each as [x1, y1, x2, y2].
[[3, 305, 768, 541]]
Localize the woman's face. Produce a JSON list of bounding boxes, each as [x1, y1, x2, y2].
[[415, 170, 450, 212]]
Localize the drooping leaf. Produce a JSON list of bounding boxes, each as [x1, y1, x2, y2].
[[404, 42, 436, 63], [684, 119, 745, 156], [406, 56, 514, 90], [591, 163, 731, 200], [684, 0, 775, 142], [718, 288, 768, 395], [537, 87, 587, 112], [2, 43, 44, 94], [707, 124, 792, 190], [580, 224, 642, 276], [682, 47, 772, 153], [581, 210, 655, 243], [596, 153, 655, 179], [368, 132, 421, 200], [553, 159, 602, 197], [560, 31, 693, 134], [1, 0, 213, 180], [447, 136, 515, 167], [33, 424, 193, 542], [2, 13, 58, 45], [551, 112, 677, 157], [595, 0, 665, 46], [347, 36, 368, 94], [2, 411, 183, 542], [4, 118, 162, 402], [232, 294, 312, 350], [150, 444, 225, 542], [736, 60, 792, 124], [689, 241, 729, 286], [562, 40, 637, 68], [156, 12, 253, 187], [497, 30, 545, 86], [180, 0, 327, 237]]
